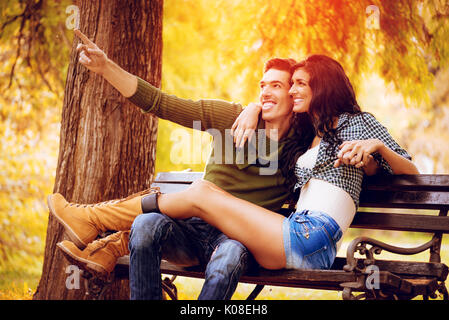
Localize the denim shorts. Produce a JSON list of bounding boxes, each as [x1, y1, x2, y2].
[[282, 210, 343, 270]]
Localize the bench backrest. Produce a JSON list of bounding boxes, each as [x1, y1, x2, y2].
[[153, 172, 449, 235], [354, 175, 449, 234]]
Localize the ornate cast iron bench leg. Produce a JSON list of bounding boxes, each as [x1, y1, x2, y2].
[[342, 236, 441, 300], [437, 282, 448, 300], [82, 270, 114, 300], [161, 275, 178, 300]]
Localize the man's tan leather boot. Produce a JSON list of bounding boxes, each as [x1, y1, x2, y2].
[[57, 231, 129, 279], [47, 188, 159, 249]]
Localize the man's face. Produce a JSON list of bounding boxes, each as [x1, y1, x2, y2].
[[259, 68, 293, 123]]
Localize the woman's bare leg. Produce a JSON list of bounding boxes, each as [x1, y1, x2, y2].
[[157, 180, 286, 270]]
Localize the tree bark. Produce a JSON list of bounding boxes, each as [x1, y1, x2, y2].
[[34, 0, 163, 300]]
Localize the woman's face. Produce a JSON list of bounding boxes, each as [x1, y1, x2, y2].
[[289, 68, 313, 114]]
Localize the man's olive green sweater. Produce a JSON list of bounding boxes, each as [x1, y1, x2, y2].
[[128, 77, 295, 213]]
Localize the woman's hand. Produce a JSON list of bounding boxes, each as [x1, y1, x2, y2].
[[230, 102, 262, 148], [74, 29, 108, 75], [334, 139, 383, 175], [334, 138, 419, 175]]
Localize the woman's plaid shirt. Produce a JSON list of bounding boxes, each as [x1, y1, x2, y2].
[[294, 112, 412, 208]]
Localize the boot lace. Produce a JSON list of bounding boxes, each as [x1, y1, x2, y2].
[[67, 187, 160, 208], [86, 231, 123, 255]]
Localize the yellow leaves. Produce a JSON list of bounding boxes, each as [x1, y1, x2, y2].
[[0, 87, 57, 270], [0, 0, 448, 294], [155, 119, 211, 174]]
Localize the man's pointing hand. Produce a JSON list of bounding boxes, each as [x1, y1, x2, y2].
[[74, 29, 108, 75]]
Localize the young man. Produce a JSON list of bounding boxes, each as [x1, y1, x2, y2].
[[51, 30, 303, 300]]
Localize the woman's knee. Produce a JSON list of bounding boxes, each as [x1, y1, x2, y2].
[[184, 180, 211, 206], [188, 179, 225, 204], [188, 179, 210, 193]]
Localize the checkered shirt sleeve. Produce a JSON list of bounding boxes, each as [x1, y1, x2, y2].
[[359, 113, 412, 174], [294, 112, 412, 208]]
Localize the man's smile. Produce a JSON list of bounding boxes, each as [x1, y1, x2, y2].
[[262, 100, 277, 110]]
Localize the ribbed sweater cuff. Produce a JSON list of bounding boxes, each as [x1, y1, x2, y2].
[[127, 77, 161, 114]]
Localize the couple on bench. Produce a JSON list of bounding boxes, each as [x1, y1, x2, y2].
[[47, 29, 419, 300]]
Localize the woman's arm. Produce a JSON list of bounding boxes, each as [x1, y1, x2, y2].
[[230, 102, 262, 148], [335, 139, 419, 174], [375, 141, 419, 174]]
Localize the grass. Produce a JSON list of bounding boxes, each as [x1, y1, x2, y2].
[[173, 277, 341, 300], [0, 269, 39, 300], [0, 251, 43, 300], [1, 230, 448, 300]]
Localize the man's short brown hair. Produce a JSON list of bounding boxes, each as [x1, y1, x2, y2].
[[264, 58, 297, 74]]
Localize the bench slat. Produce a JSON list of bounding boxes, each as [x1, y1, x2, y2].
[[155, 172, 203, 183], [363, 174, 449, 192], [359, 190, 449, 210], [153, 173, 449, 210], [115, 256, 448, 282], [151, 182, 191, 194], [154, 173, 449, 192], [114, 257, 447, 293], [331, 257, 448, 279], [158, 260, 357, 291], [351, 211, 449, 233]]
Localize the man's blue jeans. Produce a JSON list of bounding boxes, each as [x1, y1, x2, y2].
[[129, 212, 250, 300]]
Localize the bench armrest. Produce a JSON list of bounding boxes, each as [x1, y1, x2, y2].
[[343, 236, 438, 273]]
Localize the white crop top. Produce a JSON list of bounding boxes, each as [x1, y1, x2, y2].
[[295, 144, 356, 249], [296, 144, 319, 168]]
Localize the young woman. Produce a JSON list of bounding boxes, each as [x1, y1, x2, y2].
[[51, 54, 418, 274]]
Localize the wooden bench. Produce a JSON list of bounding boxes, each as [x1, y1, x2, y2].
[[92, 172, 449, 300]]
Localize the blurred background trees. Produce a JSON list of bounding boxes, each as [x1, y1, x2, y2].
[[1, 0, 448, 296]]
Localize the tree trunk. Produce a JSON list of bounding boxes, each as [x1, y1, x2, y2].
[[34, 0, 163, 300]]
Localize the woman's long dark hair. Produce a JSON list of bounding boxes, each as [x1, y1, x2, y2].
[[280, 54, 362, 192]]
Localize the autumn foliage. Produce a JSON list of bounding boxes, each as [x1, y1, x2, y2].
[[1, 0, 448, 298]]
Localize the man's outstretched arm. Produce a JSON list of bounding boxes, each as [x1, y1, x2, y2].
[[75, 29, 137, 97], [75, 29, 242, 131]]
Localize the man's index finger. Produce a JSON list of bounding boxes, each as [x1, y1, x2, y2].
[[74, 29, 94, 46]]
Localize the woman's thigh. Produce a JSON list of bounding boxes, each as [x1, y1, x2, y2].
[[187, 180, 287, 270]]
